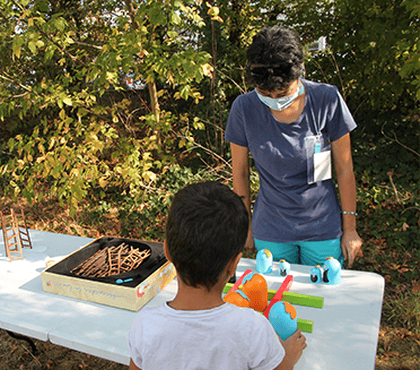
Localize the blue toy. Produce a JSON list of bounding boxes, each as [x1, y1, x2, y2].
[[116, 278, 134, 284], [323, 257, 341, 285], [256, 249, 273, 274], [309, 265, 323, 284], [268, 301, 298, 341], [279, 259, 291, 277]]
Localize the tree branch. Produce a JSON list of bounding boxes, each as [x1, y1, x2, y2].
[[381, 122, 420, 158], [32, 21, 89, 69]]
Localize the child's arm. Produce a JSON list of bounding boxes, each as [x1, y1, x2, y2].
[[273, 330, 307, 370], [129, 359, 141, 370]]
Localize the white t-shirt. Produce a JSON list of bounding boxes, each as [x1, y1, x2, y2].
[[127, 302, 285, 370]]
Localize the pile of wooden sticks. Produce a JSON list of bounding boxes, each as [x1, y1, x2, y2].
[[71, 243, 151, 278]]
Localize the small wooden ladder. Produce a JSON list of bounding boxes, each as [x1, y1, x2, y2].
[[1, 208, 32, 262]]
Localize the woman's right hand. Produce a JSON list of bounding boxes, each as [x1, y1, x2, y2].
[[231, 142, 255, 254]]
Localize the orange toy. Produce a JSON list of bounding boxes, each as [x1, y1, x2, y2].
[[224, 290, 250, 308], [241, 272, 268, 312], [283, 301, 297, 320]]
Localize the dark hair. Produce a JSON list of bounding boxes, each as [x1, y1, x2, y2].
[[246, 25, 304, 92], [165, 181, 249, 291]]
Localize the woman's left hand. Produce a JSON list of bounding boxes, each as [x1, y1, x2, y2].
[[341, 230, 363, 268]]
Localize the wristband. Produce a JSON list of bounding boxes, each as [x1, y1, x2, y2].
[[342, 211, 358, 216]]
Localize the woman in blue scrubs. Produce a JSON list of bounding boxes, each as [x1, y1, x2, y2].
[[225, 25, 363, 267]]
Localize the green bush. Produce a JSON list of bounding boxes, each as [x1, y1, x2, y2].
[[284, 0, 419, 117]]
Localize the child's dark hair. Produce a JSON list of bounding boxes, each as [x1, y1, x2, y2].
[[246, 25, 304, 92], [165, 181, 249, 291]]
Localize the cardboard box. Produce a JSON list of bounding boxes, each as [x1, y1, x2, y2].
[[41, 237, 176, 311]]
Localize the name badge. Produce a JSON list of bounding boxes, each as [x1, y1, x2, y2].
[[314, 150, 332, 182], [305, 134, 332, 184]]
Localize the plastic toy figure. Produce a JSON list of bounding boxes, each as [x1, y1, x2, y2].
[[223, 290, 250, 308], [241, 272, 268, 312], [279, 259, 291, 277], [268, 301, 298, 341], [323, 257, 341, 285], [256, 249, 273, 274], [309, 265, 323, 283]]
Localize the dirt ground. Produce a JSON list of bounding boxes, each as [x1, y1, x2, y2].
[[0, 329, 127, 370]]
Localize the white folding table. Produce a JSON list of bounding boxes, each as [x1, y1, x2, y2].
[[234, 259, 385, 369], [0, 230, 384, 369]]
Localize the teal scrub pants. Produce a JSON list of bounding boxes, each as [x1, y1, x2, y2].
[[254, 238, 344, 266]]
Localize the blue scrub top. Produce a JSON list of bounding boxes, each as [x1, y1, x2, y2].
[[225, 79, 357, 243]]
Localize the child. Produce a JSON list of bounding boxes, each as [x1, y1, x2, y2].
[[127, 181, 306, 370]]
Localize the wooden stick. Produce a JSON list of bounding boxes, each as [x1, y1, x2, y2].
[[227, 269, 253, 295], [263, 275, 294, 318], [71, 244, 151, 278]]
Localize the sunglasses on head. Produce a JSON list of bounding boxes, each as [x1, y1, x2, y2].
[[248, 64, 285, 78]]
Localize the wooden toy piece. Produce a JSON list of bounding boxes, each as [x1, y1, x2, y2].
[[282, 291, 324, 309], [297, 318, 314, 333], [70, 243, 151, 278], [224, 285, 277, 298], [1, 208, 32, 262], [225, 273, 317, 335], [241, 272, 268, 312], [263, 274, 293, 318], [223, 283, 234, 294], [1, 210, 23, 261], [16, 209, 32, 250], [107, 245, 120, 276], [73, 248, 107, 276], [226, 268, 253, 294], [223, 290, 250, 308], [267, 288, 277, 301], [279, 259, 291, 277], [323, 257, 341, 285], [256, 249, 273, 274], [310, 265, 323, 283], [269, 301, 298, 341]]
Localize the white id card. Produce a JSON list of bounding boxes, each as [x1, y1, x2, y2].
[[314, 150, 332, 182]]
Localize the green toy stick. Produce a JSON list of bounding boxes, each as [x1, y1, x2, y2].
[[224, 274, 322, 334], [297, 318, 314, 333], [282, 291, 324, 309]]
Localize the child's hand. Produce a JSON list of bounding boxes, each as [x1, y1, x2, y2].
[[275, 329, 307, 370], [283, 329, 307, 364]]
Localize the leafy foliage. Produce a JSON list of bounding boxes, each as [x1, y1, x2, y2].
[[352, 113, 419, 283], [1, 0, 418, 212], [0, 0, 211, 214], [283, 0, 419, 117]]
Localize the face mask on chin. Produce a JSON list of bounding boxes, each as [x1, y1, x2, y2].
[[256, 81, 304, 111]]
